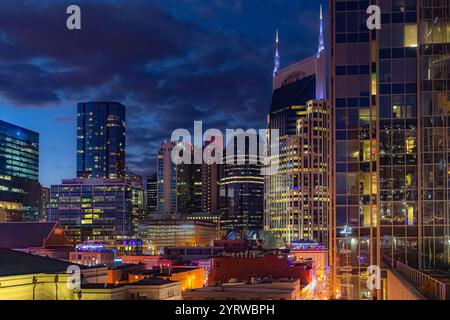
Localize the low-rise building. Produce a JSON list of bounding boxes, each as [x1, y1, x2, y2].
[[0, 247, 107, 300], [0, 248, 179, 300], [119, 255, 172, 270], [290, 242, 328, 279], [77, 279, 182, 300], [208, 253, 311, 287], [69, 251, 115, 267], [138, 219, 218, 250], [164, 246, 224, 262], [128, 267, 205, 290], [184, 280, 302, 300], [0, 222, 73, 260]]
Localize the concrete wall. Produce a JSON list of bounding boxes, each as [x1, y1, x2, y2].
[[127, 282, 182, 300], [386, 270, 426, 300], [0, 274, 74, 300]]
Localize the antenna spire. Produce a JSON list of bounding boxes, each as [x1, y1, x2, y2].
[[317, 5, 325, 57], [273, 29, 280, 78]]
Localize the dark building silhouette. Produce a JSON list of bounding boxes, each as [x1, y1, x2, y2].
[[145, 174, 157, 217]]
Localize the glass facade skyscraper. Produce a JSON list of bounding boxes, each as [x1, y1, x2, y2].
[[265, 25, 328, 243], [220, 135, 265, 240], [0, 120, 40, 221], [329, 0, 450, 300], [77, 102, 126, 179]]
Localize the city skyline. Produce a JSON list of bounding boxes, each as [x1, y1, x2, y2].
[[0, 0, 326, 187], [2, 0, 449, 303]]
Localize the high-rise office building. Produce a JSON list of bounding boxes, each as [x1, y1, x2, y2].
[[202, 159, 220, 214], [0, 120, 40, 221], [293, 100, 330, 243], [157, 141, 220, 217], [49, 178, 133, 242], [221, 133, 265, 240], [146, 173, 158, 217], [77, 102, 126, 179], [329, 0, 450, 300], [125, 171, 144, 237], [265, 8, 328, 244], [176, 151, 203, 215], [157, 141, 177, 216], [39, 186, 50, 222]]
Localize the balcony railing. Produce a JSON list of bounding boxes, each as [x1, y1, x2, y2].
[[395, 261, 449, 300]]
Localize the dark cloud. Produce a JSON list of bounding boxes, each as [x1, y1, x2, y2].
[[0, 0, 323, 180]]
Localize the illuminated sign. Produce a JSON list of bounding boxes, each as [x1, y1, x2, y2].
[[340, 226, 353, 236]]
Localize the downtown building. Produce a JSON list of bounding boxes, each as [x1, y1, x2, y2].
[[0, 120, 40, 221], [329, 0, 450, 300], [145, 173, 158, 217], [77, 102, 126, 180], [219, 133, 265, 240], [125, 171, 145, 237], [264, 7, 330, 245], [156, 141, 220, 217], [50, 101, 143, 242], [49, 178, 134, 242]]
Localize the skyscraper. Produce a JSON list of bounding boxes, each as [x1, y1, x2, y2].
[[157, 141, 221, 217], [265, 7, 328, 244], [221, 133, 265, 240], [125, 171, 144, 237], [77, 102, 126, 179], [329, 0, 450, 300], [39, 186, 50, 222], [0, 120, 40, 221], [157, 141, 177, 216], [145, 173, 158, 217]]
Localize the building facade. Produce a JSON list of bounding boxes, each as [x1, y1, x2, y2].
[[0, 120, 40, 221], [265, 17, 328, 244], [329, 0, 450, 300], [125, 171, 144, 237], [138, 219, 218, 250], [157, 142, 177, 216], [220, 133, 265, 240], [77, 102, 126, 180], [49, 178, 133, 242], [145, 173, 157, 217], [39, 186, 50, 222], [156, 141, 220, 218]]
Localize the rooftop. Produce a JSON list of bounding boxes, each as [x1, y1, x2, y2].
[[130, 267, 201, 276], [129, 278, 176, 286], [0, 222, 63, 249], [186, 281, 299, 294], [0, 247, 83, 277]]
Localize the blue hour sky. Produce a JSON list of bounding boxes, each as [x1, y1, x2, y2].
[[0, 0, 327, 187]]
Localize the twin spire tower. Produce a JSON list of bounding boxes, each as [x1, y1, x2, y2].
[[273, 4, 324, 78]]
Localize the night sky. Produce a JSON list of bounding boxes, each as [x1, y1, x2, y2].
[[0, 0, 326, 187]]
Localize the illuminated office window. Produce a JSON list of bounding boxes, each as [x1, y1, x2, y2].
[[371, 73, 377, 95], [404, 24, 418, 47]]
